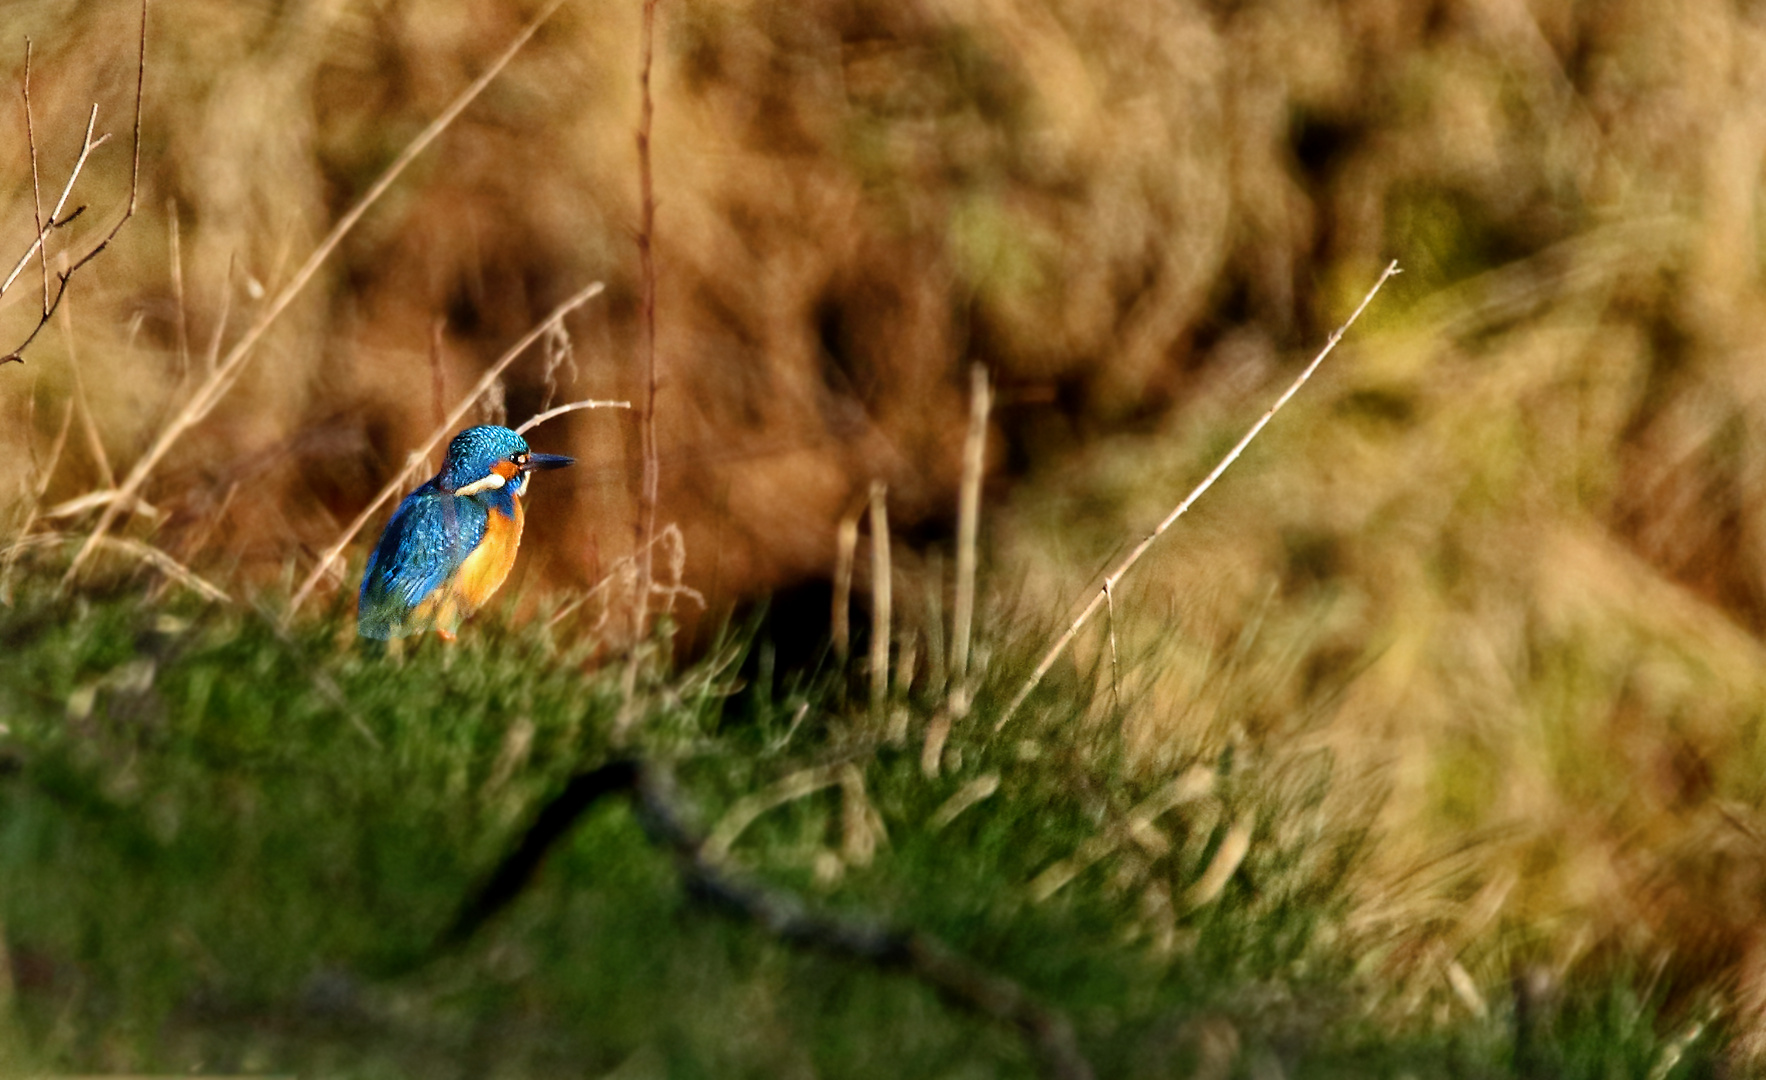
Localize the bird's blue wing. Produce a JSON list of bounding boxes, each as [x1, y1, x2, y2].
[[357, 486, 487, 639]]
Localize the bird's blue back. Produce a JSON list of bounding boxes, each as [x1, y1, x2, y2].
[[357, 479, 490, 639], [357, 425, 555, 640]]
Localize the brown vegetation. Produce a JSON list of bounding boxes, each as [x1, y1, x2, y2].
[[8, 0, 1766, 1051]]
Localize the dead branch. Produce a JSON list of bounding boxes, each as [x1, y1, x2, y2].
[[444, 758, 1095, 1080]]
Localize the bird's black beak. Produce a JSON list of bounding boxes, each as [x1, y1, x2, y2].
[[521, 452, 574, 472]]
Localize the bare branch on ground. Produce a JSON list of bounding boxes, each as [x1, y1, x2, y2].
[[443, 758, 1095, 1080]]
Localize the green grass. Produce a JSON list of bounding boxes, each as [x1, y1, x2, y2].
[[0, 581, 1729, 1077]]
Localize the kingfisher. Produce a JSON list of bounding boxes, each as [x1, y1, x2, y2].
[[358, 424, 573, 641]]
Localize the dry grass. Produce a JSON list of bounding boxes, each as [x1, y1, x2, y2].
[[5, 0, 1766, 1057]]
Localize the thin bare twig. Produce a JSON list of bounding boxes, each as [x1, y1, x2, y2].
[[63, 0, 568, 584], [284, 281, 607, 622], [549, 524, 701, 636], [0, 107, 103, 300], [515, 397, 631, 436], [634, 0, 661, 639], [22, 39, 47, 316], [4, 0, 147, 364], [995, 260, 1401, 731]]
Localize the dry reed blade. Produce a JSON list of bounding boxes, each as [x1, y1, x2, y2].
[[950, 363, 990, 717], [0, 399, 73, 601], [995, 260, 1400, 731], [839, 763, 885, 867], [284, 281, 606, 622], [869, 480, 892, 722], [62, 0, 569, 586], [833, 502, 862, 662], [43, 490, 158, 522], [99, 536, 230, 604], [201, 257, 236, 377], [924, 549, 947, 701], [1104, 579, 1119, 711], [704, 763, 845, 862], [36, 398, 75, 501], [921, 707, 951, 778], [929, 774, 1000, 831], [1184, 817, 1253, 909], [167, 201, 188, 380], [892, 629, 917, 732], [61, 296, 115, 488]]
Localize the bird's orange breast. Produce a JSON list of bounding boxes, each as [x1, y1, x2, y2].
[[452, 497, 524, 612]]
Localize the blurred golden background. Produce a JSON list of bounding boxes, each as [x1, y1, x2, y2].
[[8, 0, 1766, 1045]]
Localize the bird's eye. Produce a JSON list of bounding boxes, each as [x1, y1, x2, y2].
[[514, 453, 528, 466]]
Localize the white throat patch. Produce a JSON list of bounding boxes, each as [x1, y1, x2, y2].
[[454, 472, 508, 498]]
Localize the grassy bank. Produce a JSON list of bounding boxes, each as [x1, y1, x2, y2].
[[0, 581, 1725, 1077]]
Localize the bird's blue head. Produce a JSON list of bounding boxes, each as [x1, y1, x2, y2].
[[439, 425, 574, 497]]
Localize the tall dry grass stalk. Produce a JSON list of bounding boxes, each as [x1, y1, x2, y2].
[[923, 550, 947, 702], [633, 0, 662, 641], [833, 503, 862, 663], [996, 261, 1400, 731], [868, 479, 891, 722], [0, 399, 70, 603], [950, 363, 990, 718]]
